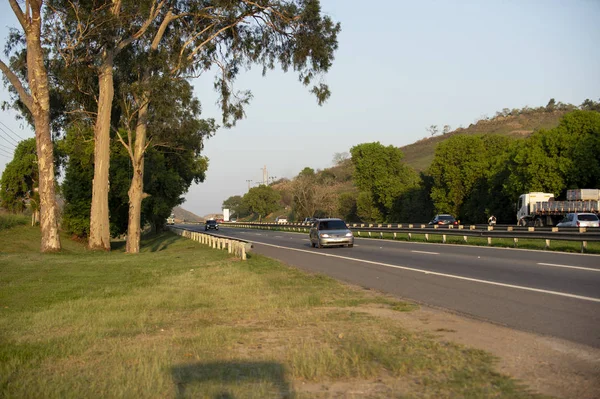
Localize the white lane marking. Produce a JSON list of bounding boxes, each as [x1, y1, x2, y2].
[[411, 250, 440, 255], [249, 240, 600, 303], [537, 263, 600, 273], [274, 236, 282, 238]]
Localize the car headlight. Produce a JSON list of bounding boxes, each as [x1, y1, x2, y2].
[[320, 233, 330, 238], [345, 232, 353, 237]]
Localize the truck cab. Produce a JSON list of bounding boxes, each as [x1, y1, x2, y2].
[[517, 192, 554, 226]]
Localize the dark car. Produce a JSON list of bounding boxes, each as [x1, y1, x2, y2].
[[428, 214, 458, 225], [205, 220, 219, 231], [309, 218, 354, 248]]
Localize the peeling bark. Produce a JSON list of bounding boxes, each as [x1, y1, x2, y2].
[[88, 56, 114, 251], [2, 0, 61, 252]]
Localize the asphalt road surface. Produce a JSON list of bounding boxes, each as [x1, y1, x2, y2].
[[183, 225, 600, 348]]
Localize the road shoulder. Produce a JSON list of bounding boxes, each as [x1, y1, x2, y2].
[[357, 303, 600, 399]]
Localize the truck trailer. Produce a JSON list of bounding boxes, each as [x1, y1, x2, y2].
[[516, 189, 600, 227]]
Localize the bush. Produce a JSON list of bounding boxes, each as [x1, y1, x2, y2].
[[0, 213, 29, 230]]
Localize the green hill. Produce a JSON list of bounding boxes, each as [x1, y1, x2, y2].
[[400, 109, 571, 171]]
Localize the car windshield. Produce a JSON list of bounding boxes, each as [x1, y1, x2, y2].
[[438, 215, 454, 220], [319, 220, 348, 230], [578, 214, 599, 221], [207, 220, 216, 225]]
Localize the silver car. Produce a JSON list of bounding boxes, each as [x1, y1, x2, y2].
[[309, 218, 354, 248], [556, 213, 599, 228]]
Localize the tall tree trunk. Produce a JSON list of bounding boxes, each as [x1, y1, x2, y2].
[[25, 2, 61, 252], [89, 56, 114, 251], [125, 105, 148, 253], [124, 14, 172, 253]]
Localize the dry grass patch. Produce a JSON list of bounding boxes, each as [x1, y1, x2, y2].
[[0, 226, 545, 398]]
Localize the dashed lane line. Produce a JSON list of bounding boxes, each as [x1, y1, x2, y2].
[[248, 240, 600, 303]]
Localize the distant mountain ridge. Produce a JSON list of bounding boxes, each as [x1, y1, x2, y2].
[[172, 206, 204, 223]]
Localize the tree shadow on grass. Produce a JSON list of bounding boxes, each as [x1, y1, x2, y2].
[[110, 232, 181, 252], [171, 361, 293, 398], [142, 233, 181, 252]]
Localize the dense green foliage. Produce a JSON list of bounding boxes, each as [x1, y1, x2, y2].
[[243, 185, 281, 221], [0, 139, 39, 213], [235, 107, 599, 225]]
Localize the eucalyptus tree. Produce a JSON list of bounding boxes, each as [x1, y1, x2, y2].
[[0, 0, 61, 251], [47, 0, 340, 252]]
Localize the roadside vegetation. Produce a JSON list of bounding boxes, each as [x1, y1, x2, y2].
[[0, 213, 29, 230], [1, 225, 544, 398], [225, 103, 600, 226]]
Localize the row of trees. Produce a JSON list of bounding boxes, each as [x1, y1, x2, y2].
[[0, 0, 340, 252], [223, 108, 600, 224]]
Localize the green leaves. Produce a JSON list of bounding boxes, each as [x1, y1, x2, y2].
[[350, 142, 418, 220], [243, 185, 281, 220], [0, 138, 38, 213]]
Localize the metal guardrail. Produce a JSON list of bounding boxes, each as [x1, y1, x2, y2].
[[220, 221, 600, 252], [169, 226, 252, 260]]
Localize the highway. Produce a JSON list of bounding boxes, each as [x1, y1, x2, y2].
[[184, 225, 600, 348]]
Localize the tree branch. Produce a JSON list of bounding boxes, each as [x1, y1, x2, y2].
[[0, 60, 33, 111], [8, 0, 28, 31]]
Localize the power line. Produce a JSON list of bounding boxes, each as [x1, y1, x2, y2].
[[0, 121, 26, 142], [0, 146, 13, 158], [0, 142, 15, 153], [0, 125, 19, 147]]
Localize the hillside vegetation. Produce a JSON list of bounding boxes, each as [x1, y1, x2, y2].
[[224, 99, 600, 225], [402, 108, 572, 171]]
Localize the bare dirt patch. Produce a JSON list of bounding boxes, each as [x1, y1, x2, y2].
[[356, 304, 600, 399]]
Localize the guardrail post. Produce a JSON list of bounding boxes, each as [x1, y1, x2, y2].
[[582, 241, 587, 253], [425, 234, 429, 241], [487, 237, 492, 246], [513, 238, 518, 247], [463, 235, 467, 243], [487, 226, 493, 231], [358, 231, 361, 236], [393, 232, 397, 239], [442, 234, 446, 243], [408, 233, 411, 241], [507, 226, 513, 232], [545, 239, 550, 250], [368, 231, 371, 237], [379, 232, 383, 239]]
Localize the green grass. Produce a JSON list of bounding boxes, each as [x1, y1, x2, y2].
[[0, 225, 546, 398], [0, 213, 29, 231]]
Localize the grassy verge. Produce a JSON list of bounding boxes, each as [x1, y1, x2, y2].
[[1, 225, 544, 398], [230, 224, 600, 254], [0, 213, 29, 231]]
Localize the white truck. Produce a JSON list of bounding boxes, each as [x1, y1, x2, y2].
[[516, 189, 600, 226]]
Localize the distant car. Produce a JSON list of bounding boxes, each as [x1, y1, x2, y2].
[[205, 220, 219, 231], [309, 218, 354, 248], [303, 217, 317, 224], [275, 217, 288, 224], [216, 218, 224, 223], [230, 218, 237, 223], [428, 214, 458, 226], [166, 216, 175, 225], [556, 213, 599, 228]]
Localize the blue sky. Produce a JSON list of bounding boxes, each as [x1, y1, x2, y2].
[[1, 0, 599, 217]]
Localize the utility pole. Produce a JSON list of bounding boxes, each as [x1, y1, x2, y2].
[[246, 179, 252, 190], [261, 165, 268, 185]]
